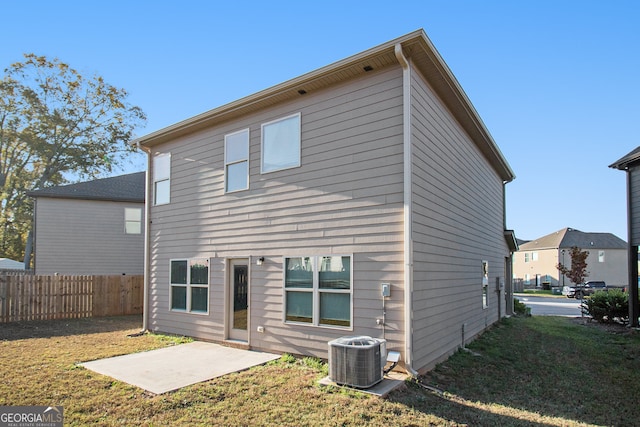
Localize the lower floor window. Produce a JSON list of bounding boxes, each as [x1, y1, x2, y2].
[[284, 255, 352, 328], [482, 260, 489, 309], [171, 258, 209, 313]]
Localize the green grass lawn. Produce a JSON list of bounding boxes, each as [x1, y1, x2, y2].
[[1, 315, 638, 426]]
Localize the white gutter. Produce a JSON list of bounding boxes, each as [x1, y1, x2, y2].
[[395, 43, 418, 377], [136, 141, 152, 333]]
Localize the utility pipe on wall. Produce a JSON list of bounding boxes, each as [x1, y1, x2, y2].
[[395, 43, 418, 377], [136, 141, 152, 333]]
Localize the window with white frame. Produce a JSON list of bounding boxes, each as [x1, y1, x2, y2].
[[598, 250, 605, 263], [153, 153, 171, 205], [170, 258, 209, 313], [225, 129, 249, 192], [482, 260, 489, 309], [261, 113, 301, 173], [284, 255, 351, 328], [124, 207, 142, 234]]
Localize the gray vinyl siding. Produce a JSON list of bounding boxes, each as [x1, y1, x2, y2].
[[33, 198, 144, 275], [629, 165, 640, 246], [148, 66, 407, 358], [409, 64, 508, 372]]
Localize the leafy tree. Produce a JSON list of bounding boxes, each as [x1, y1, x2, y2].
[[0, 54, 146, 263], [557, 246, 589, 287]]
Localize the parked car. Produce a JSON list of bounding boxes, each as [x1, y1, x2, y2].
[[563, 281, 607, 298]]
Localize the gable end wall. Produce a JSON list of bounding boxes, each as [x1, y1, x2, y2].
[[409, 63, 507, 372]]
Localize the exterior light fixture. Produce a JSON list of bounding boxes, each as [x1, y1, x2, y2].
[[257, 257, 265, 266]]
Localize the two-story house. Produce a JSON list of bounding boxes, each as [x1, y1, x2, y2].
[[134, 30, 516, 374], [513, 227, 628, 290], [28, 172, 145, 275]]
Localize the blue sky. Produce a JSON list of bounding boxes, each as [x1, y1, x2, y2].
[[2, 0, 638, 241]]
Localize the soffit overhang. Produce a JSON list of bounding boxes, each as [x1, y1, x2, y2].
[[135, 30, 515, 182]]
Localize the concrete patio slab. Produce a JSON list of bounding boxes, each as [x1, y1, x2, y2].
[[80, 341, 280, 394]]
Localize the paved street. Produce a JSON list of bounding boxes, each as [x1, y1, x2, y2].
[[515, 294, 583, 317]]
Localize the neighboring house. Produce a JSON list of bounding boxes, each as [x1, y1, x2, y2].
[[513, 227, 628, 289], [135, 30, 517, 374], [28, 172, 145, 275], [0, 258, 25, 270], [610, 147, 640, 326]]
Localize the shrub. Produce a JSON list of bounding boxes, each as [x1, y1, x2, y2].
[[581, 289, 628, 324], [514, 298, 528, 316]]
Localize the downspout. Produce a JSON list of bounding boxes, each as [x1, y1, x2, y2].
[[395, 43, 418, 377], [626, 169, 639, 327], [503, 182, 507, 230], [503, 181, 512, 316], [137, 141, 152, 333]]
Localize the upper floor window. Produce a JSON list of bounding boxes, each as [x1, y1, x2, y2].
[[598, 250, 605, 263], [261, 113, 301, 173], [153, 153, 171, 205], [225, 129, 249, 192], [124, 207, 142, 234]]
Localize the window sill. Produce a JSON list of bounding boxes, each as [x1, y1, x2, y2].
[[284, 320, 353, 331], [170, 309, 209, 316]]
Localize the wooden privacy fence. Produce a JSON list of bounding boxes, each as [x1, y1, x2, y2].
[[0, 275, 143, 323]]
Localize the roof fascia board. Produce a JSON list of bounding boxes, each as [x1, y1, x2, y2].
[[134, 31, 422, 147], [610, 146, 640, 170], [27, 193, 143, 203], [134, 29, 515, 182]]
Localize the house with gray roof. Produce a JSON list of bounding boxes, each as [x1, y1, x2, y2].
[[134, 30, 517, 374], [513, 227, 628, 289], [28, 172, 145, 275]]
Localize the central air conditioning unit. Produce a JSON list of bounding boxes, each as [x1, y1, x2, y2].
[[328, 336, 386, 388]]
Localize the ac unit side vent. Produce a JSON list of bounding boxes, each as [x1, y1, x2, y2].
[[328, 336, 385, 389]]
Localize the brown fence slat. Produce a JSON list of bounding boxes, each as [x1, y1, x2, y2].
[[0, 275, 143, 323], [0, 275, 7, 323]]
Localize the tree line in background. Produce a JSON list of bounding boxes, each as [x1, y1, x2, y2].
[[0, 54, 146, 264]]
